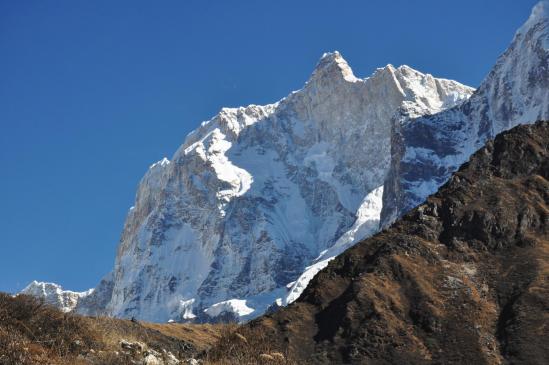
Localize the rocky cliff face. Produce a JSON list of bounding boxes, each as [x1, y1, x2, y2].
[[381, 1, 549, 226], [229, 121, 549, 364]]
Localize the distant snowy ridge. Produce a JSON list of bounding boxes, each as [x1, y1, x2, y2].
[[21, 281, 93, 313], [282, 185, 383, 306], [200, 186, 383, 320]]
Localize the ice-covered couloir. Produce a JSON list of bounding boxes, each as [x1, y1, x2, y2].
[[381, 0, 549, 227], [22, 53, 473, 322]]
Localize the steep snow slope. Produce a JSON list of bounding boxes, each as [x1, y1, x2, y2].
[[281, 185, 383, 306], [92, 52, 472, 322], [381, 1, 549, 226]]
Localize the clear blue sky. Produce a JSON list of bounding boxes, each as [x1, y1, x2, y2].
[[0, 0, 539, 293]]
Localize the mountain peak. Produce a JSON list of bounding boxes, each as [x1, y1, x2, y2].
[[309, 51, 357, 83], [532, 1, 549, 21], [319, 50, 342, 62], [518, 1, 549, 35], [149, 157, 170, 170]]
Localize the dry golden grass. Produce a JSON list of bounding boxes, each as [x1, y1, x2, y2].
[[0, 293, 99, 364], [0, 293, 226, 364], [143, 322, 227, 352], [0, 292, 283, 364], [200, 324, 300, 365]]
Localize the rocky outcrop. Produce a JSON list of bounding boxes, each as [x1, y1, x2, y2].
[[234, 121, 549, 364], [381, 1, 549, 226]]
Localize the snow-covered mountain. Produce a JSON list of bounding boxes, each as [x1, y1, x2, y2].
[[24, 1, 548, 324], [23, 53, 472, 322], [381, 1, 549, 226], [104, 54, 472, 323]]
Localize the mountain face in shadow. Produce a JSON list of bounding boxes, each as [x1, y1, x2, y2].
[[230, 121, 549, 364]]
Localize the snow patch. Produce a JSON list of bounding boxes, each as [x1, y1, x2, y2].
[[204, 299, 254, 318], [178, 299, 197, 320], [149, 157, 170, 169]]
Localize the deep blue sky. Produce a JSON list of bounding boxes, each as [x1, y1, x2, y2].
[[0, 0, 539, 293]]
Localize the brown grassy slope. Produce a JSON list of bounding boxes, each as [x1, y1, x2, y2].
[[206, 121, 549, 364], [142, 322, 226, 352], [0, 293, 228, 364], [0, 293, 99, 365]]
